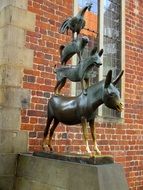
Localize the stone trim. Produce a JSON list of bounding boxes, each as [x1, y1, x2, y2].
[[0, 5, 35, 31], [0, 0, 28, 10], [0, 0, 36, 153]]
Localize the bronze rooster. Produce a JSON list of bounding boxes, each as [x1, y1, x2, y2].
[[59, 3, 92, 40]]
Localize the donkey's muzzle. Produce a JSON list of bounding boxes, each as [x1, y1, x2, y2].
[[116, 102, 123, 112]]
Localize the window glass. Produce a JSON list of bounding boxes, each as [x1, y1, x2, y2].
[[76, 0, 99, 95], [75, 0, 122, 118], [102, 0, 121, 117]]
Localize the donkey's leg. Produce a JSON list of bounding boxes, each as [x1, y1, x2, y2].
[[81, 117, 91, 154], [89, 119, 101, 155], [48, 119, 59, 152], [42, 116, 53, 150]]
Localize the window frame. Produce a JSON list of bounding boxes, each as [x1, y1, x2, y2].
[[72, 0, 125, 120]]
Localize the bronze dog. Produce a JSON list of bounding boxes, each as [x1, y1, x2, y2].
[[54, 48, 103, 95]]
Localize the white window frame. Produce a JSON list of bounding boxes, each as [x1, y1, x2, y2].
[[72, 0, 125, 119]]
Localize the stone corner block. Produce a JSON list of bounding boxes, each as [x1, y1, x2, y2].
[[0, 25, 26, 48], [0, 46, 34, 69], [0, 6, 36, 31], [0, 129, 28, 153], [0, 87, 31, 109], [0, 65, 23, 87], [0, 107, 21, 130], [0, 0, 28, 10]]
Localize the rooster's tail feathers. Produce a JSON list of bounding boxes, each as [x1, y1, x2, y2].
[[59, 17, 71, 34]]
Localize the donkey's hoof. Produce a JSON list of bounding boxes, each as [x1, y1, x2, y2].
[[48, 145, 53, 152], [54, 93, 59, 96], [94, 149, 101, 155], [41, 141, 49, 152]]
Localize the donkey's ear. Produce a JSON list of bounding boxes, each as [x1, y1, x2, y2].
[[90, 46, 97, 56], [112, 70, 124, 86], [98, 49, 103, 57], [104, 70, 112, 88]]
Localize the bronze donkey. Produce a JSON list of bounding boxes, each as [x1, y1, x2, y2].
[[42, 70, 124, 155], [54, 48, 103, 95]]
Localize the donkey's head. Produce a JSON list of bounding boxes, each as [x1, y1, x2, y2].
[[103, 70, 124, 112], [90, 47, 103, 67]]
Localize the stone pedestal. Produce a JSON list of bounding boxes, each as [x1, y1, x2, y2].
[[14, 153, 129, 190]]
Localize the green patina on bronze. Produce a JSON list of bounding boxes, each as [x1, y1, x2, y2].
[[59, 3, 92, 40], [54, 47, 103, 95], [59, 36, 89, 65]]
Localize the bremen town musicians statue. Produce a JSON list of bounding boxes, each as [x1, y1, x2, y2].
[[42, 3, 123, 156]]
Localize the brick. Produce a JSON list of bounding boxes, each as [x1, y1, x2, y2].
[[21, 116, 29, 123], [21, 124, 34, 131], [31, 97, 47, 104], [29, 132, 36, 138], [27, 110, 46, 117], [30, 117, 38, 124]]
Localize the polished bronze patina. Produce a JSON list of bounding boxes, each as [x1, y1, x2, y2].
[[42, 70, 124, 155]]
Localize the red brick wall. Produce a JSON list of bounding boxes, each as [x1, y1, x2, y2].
[[21, 0, 143, 189], [124, 1, 143, 189]]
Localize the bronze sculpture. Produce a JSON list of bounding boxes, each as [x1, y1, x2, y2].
[[54, 48, 103, 95], [59, 3, 92, 40], [60, 36, 89, 65], [42, 3, 124, 156], [42, 70, 124, 155]]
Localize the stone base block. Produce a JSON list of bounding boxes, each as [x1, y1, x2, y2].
[[0, 153, 17, 190], [0, 177, 15, 190], [14, 153, 129, 190]]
